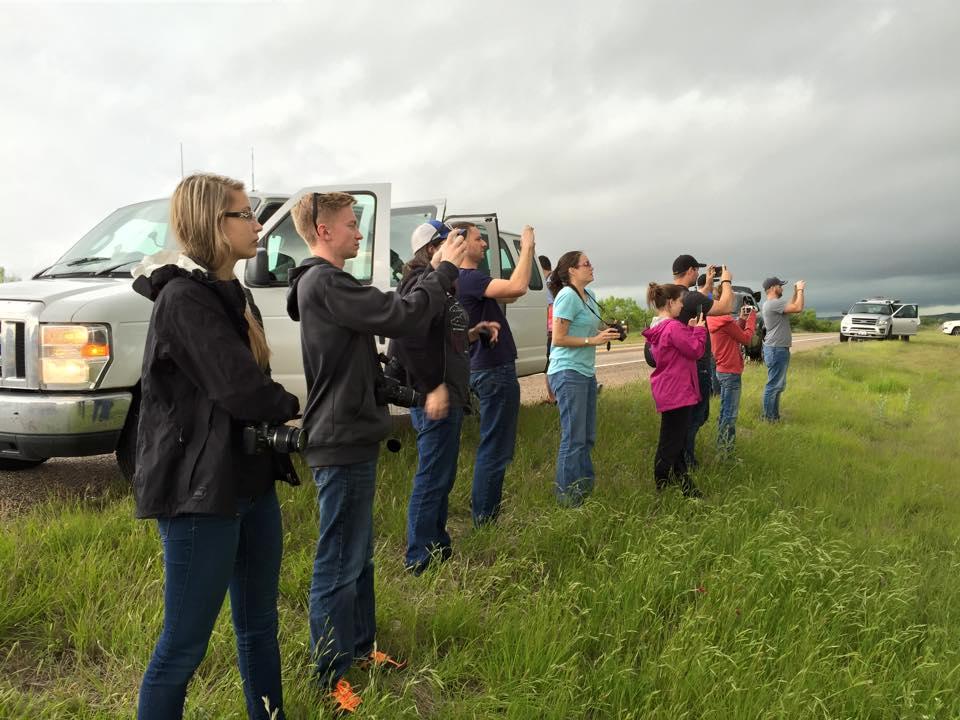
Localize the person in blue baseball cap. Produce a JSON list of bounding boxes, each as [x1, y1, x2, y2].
[[390, 220, 500, 575]]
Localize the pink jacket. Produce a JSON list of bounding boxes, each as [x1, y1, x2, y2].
[[641, 318, 707, 412]]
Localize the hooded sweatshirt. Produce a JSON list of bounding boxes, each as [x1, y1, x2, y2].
[[287, 256, 459, 467], [641, 318, 707, 413], [131, 253, 300, 518], [706, 312, 757, 374]]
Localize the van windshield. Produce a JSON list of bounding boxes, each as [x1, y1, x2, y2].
[[849, 302, 892, 315], [38, 200, 176, 278]]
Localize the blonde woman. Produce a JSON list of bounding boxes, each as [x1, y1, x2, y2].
[[132, 173, 300, 720]]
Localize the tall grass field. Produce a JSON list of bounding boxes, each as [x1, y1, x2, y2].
[[1, 333, 958, 718]]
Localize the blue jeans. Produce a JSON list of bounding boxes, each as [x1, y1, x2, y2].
[[716, 372, 742, 452], [548, 370, 597, 507], [138, 488, 285, 720], [684, 366, 712, 467], [406, 405, 464, 572], [469, 362, 521, 526], [309, 459, 377, 688], [762, 346, 791, 420]]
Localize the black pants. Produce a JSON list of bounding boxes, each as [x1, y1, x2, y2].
[[655, 405, 693, 489]]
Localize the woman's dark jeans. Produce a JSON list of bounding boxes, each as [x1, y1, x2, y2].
[[138, 487, 285, 720]]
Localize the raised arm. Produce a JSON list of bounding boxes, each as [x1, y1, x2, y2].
[[707, 265, 734, 316], [483, 225, 536, 302], [785, 280, 806, 313]]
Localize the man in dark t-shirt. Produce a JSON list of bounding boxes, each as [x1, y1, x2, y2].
[[456, 222, 536, 525], [671, 254, 735, 470]]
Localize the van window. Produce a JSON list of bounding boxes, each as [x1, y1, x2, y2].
[[260, 192, 377, 285], [501, 232, 543, 290], [389, 204, 442, 286], [895, 304, 918, 318]]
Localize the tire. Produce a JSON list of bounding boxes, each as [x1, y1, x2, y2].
[[839, 333, 848, 343], [115, 389, 140, 483], [0, 457, 48, 471], [952, 328, 960, 336], [900, 335, 910, 342]]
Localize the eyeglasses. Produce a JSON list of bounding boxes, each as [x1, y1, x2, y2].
[[576, 261, 593, 269], [223, 210, 257, 222]]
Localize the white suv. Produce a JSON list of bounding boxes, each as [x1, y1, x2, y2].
[[943, 320, 960, 336], [839, 298, 920, 343]]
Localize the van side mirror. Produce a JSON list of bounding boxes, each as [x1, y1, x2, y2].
[[245, 243, 273, 287]]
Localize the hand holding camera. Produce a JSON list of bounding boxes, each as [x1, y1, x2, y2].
[[795, 279, 806, 291], [470, 321, 501, 348], [719, 265, 732, 283], [520, 225, 535, 252], [436, 231, 467, 267], [688, 311, 706, 328]]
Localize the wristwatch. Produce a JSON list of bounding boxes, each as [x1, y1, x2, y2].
[[584, 337, 589, 345]]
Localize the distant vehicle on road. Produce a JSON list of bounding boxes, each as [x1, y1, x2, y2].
[[943, 320, 960, 336], [839, 298, 920, 342]]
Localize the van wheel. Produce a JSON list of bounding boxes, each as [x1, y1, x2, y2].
[[115, 389, 140, 483], [0, 457, 48, 471], [839, 333, 848, 343]]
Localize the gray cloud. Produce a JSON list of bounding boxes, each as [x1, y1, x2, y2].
[[1, 1, 957, 316]]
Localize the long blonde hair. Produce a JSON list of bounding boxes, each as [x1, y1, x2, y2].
[[170, 173, 271, 368]]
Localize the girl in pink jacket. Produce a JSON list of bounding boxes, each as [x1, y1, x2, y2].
[[641, 283, 707, 497]]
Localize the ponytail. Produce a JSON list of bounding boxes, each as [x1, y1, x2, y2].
[[548, 250, 584, 296], [646, 282, 685, 310]]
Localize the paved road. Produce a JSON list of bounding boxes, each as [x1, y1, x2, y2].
[[0, 333, 837, 517], [519, 332, 838, 404]]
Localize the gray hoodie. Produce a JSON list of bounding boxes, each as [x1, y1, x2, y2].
[[287, 256, 458, 466]]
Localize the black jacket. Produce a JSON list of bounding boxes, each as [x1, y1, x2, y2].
[[287, 256, 459, 466], [389, 263, 471, 407], [133, 263, 300, 518]]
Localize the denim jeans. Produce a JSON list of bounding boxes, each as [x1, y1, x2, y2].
[[548, 370, 597, 507], [762, 346, 791, 420], [716, 372, 743, 453], [309, 459, 377, 688], [406, 405, 464, 572], [684, 366, 712, 467], [138, 488, 285, 720], [469, 362, 521, 525]]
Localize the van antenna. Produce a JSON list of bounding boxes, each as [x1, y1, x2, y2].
[[179, 142, 184, 179], [250, 146, 256, 191]]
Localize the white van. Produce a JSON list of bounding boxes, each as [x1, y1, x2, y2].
[[0, 184, 546, 477]]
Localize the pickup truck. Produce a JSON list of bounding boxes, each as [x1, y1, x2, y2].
[[0, 184, 546, 478]]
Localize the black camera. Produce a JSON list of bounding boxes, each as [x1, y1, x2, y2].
[[376, 354, 424, 408], [476, 326, 497, 348], [242, 422, 306, 455], [606, 320, 628, 342]]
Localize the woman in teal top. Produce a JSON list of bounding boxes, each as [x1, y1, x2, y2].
[[547, 251, 623, 506]]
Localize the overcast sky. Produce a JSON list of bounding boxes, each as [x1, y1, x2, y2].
[[1, 1, 958, 315]]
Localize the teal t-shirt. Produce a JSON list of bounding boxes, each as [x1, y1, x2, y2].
[[547, 286, 601, 377]]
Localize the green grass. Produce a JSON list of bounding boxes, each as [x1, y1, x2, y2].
[[1, 331, 958, 718]]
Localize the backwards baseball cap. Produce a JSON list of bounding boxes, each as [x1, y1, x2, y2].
[[410, 220, 450, 254], [762, 276, 787, 290], [672, 254, 706, 275]]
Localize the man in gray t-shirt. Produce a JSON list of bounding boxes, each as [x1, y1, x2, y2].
[[760, 276, 806, 421]]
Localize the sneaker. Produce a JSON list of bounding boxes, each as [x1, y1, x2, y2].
[[358, 649, 407, 671], [330, 679, 362, 714]]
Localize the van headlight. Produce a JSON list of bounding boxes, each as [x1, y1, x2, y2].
[[40, 324, 111, 390], [878, 318, 889, 326]]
